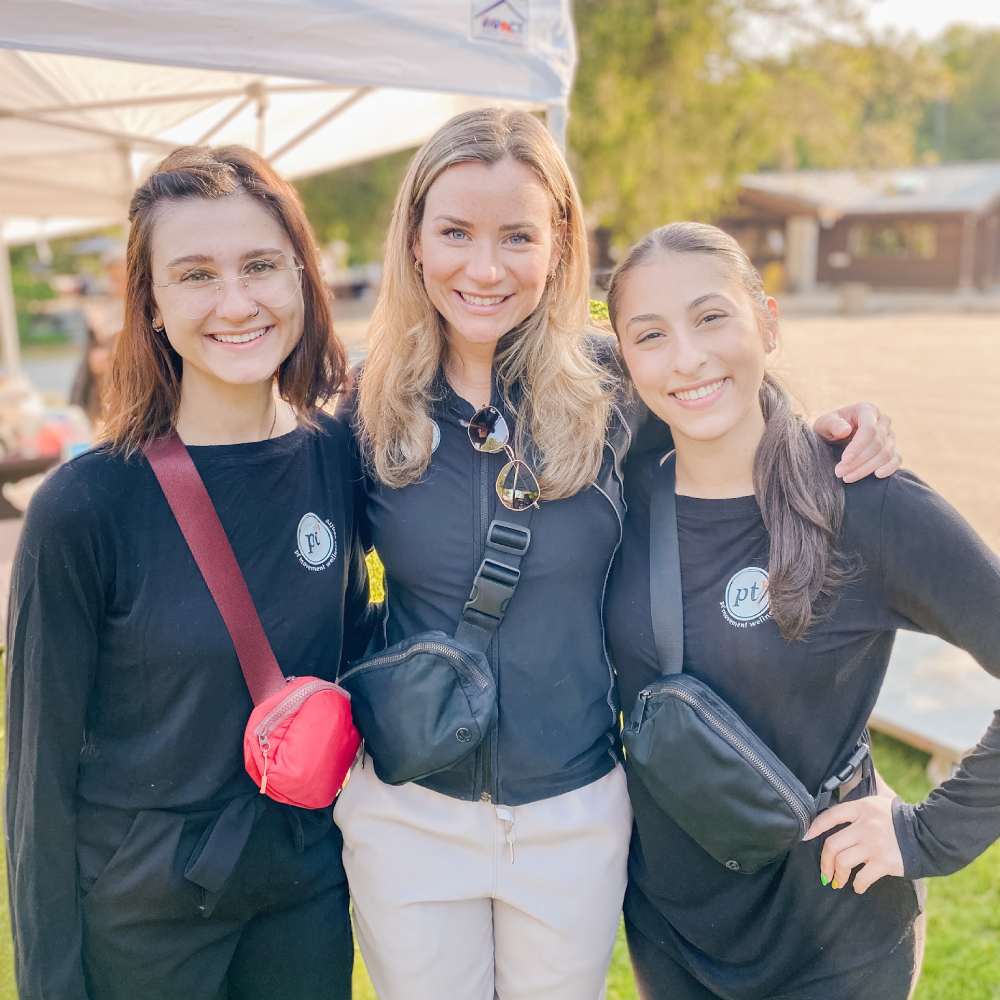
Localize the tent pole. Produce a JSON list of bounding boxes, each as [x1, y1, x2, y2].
[[120, 143, 134, 229], [247, 81, 268, 154], [195, 95, 254, 146], [4, 108, 178, 152], [268, 87, 372, 164], [546, 102, 568, 153], [0, 227, 22, 375]]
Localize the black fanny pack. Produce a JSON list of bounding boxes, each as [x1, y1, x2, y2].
[[339, 512, 532, 786], [621, 453, 870, 875]]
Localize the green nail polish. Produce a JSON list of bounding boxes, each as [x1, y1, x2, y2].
[[820, 873, 831, 886]]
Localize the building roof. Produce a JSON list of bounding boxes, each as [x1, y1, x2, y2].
[[741, 162, 1000, 217]]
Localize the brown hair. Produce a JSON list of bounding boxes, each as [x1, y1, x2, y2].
[[102, 145, 347, 455], [608, 222, 853, 641]]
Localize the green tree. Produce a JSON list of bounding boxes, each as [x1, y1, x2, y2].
[[295, 149, 414, 265], [761, 36, 947, 170], [568, 1, 945, 245], [920, 27, 1000, 161], [570, 0, 775, 241]]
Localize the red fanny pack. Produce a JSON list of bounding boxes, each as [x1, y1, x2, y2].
[[145, 432, 360, 810]]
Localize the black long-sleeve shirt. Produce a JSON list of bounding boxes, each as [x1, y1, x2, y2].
[[5, 414, 373, 1000], [607, 459, 1000, 998]]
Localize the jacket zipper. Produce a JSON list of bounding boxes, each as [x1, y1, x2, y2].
[[478, 441, 496, 803], [632, 687, 812, 831]]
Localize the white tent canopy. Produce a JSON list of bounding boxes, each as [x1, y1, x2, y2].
[[0, 0, 576, 371]]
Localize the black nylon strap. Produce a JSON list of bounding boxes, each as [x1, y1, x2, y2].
[[647, 450, 870, 808], [649, 451, 684, 675], [454, 505, 535, 654]]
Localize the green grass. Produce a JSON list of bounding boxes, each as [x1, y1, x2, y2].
[[2, 675, 997, 997]]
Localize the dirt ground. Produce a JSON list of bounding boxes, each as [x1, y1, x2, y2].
[[773, 312, 1000, 552]]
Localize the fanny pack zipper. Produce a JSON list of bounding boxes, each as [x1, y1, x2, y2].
[[632, 685, 812, 831], [339, 641, 490, 691], [253, 678, 345, 795]]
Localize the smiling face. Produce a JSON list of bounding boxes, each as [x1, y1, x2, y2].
[[414, 157, 557, 350], [616, 250, 776, 447], [150, 192, 305, 392]]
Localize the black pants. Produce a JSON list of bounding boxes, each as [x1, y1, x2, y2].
[[79, 801, 352, 1000], [625, 913, 925, 1000]]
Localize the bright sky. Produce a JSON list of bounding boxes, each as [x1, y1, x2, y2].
[[867, 0, 999, 38]]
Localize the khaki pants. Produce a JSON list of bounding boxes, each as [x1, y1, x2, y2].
[[335, 760, 632, 1000]]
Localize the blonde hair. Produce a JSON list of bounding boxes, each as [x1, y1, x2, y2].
[[356, 108, 611, 499]]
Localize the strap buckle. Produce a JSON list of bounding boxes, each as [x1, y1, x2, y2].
[[487, 520, 531, 556], [820, 741, 871, 796], [462, 558, 520, 623]]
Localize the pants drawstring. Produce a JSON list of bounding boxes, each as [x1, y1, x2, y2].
[[495, 805, 516, 865]]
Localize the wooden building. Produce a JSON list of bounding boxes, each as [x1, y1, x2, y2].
[[717, 163, 1000, 292]]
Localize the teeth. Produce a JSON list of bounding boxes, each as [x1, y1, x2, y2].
[[673, 379, 727, 402], [461, 293, 507, 307], [210, 327, 269, 345]]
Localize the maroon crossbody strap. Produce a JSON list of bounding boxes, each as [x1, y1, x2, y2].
[[145, 431, 286, 705]]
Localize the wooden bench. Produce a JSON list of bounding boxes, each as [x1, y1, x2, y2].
[[871, 631, 998, 784]]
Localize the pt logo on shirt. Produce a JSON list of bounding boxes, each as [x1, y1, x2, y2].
[[295, 513, 338, 572], [721, 566, 771, 629]]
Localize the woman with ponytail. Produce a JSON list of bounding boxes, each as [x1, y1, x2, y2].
[[606, 222, 1000, 1000]]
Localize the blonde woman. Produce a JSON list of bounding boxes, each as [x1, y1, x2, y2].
[[336, 109, 898, 1000]]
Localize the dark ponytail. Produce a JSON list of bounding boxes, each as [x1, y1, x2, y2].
[[754, 373, 854, 639], [608, 222, 853, 641]]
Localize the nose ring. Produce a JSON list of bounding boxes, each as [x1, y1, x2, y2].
[[251, 305, 261, 319]]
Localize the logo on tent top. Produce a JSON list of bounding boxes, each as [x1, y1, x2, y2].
[[472, 0, 528, 46]]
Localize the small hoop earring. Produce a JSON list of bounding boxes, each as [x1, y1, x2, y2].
[[414, 259, 423, 274], [152, 321, 164, 333]]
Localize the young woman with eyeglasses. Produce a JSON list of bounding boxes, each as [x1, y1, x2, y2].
[[336, 108, 900, 999], [605, 223, 1000, 999], [5, 146, 373, 1000]]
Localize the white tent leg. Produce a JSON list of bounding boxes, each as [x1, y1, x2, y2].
[[0, 230, 22, 375], [546, 101, 568, 153]]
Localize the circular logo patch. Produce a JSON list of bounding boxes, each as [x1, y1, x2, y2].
[[721, 566, 770, 628], [295, 513, 337, 571], [430, 420, 441, 454]]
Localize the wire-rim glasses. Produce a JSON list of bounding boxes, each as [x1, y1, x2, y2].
[[466, 405, 541, 512], [153, 252, 304, 320]]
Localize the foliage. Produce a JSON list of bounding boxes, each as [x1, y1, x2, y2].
[[589, 298, 610, 323], [296, 149, 413, 265], [919, 27, 1000, 162], [570, 0, 776, 241], [568, 1, 956, 246], [759, 36, 948, 170], [10, 248, 57, 342]]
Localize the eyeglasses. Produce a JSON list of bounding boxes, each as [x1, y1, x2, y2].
[[153, 253, 304, 320], [466, 405, 541, 512]]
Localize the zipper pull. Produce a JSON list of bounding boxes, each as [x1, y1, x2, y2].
[[627, 690, 651, 732], [259, 736, 270, 796]]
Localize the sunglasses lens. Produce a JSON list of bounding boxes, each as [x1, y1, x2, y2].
[[468, 406, 509, 454], [496, 460, 540, 511]]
